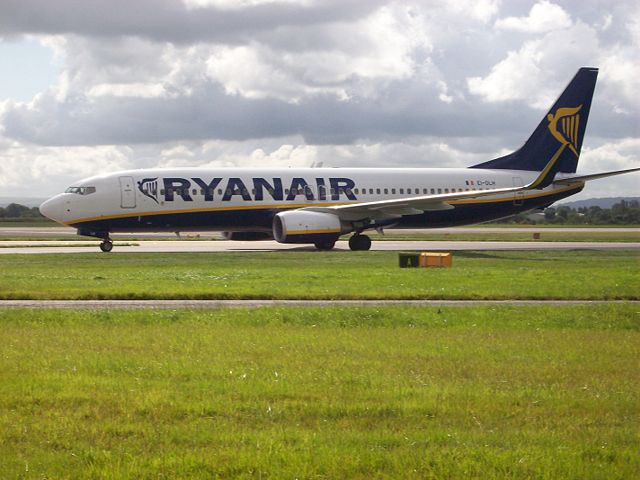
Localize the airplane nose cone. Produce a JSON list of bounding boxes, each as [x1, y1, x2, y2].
[[39, 196, 64, 223]]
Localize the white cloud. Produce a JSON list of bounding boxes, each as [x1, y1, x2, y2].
[[88, 83, 167, 98], [184, 0, 312, 9], [495, 1, 572, 33], [0, 142, 133, 195], [467, 22, 600, 108], [580, 137, 640, 172], [444, 0, 501, 24], [0, 0, 638, 201], [206, 4, 431, 102]]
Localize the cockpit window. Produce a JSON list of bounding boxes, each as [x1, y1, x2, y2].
[[65, 186, 96, 195]]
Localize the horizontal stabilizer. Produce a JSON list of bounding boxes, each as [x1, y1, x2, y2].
[[554, 166, 640, 185]]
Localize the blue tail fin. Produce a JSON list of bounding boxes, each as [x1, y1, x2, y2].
[[471, 67, 598, 173]]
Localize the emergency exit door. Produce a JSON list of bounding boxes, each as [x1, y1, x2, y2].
[[119, 176, 136, 208]]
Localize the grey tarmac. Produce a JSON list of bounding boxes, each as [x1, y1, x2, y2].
[[0, 239, 638, 254], [1, 299, 638, 309], [1, 226, 639, 238]]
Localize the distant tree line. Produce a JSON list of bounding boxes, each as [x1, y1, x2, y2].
[[501, 200, 640, 225], [0, 203, 43, 219]]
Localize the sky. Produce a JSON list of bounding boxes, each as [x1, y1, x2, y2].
[[0, 0, 638, 200]]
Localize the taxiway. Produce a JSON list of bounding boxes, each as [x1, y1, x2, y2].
[[0, 239, 638, 254]]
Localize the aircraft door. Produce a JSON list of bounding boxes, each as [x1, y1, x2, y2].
[[119, 176, 136, 208], [513, 177, 524, 206]]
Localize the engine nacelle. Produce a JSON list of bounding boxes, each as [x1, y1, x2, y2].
[[273, 210, 346, 244], [221, 231, 273, 241]]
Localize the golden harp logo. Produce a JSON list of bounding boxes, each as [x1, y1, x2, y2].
[[547, 105, 582, 157]]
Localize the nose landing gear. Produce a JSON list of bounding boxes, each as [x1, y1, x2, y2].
[[348, 234, 372, 251]]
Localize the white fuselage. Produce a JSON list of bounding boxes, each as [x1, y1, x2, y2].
[[40, 167, 577, 231]]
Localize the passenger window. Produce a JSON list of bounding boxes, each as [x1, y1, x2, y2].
[[430, 188, 435, 194], [444, 188, 449, 193], [384, 188, 388, 194], [161, 189, 165, 195], [376, 188, 381, 194], [369, 188, 373, 194], [437, 188, 442, 194], [217, 189, 222, 195], [391, 188, 396, 194], [193, 189, 197, 195], [399, 188, 404, 194]]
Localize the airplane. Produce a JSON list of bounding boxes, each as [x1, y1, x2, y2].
[[39, 67, 639, 252]]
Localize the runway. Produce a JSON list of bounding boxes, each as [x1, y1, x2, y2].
[[1, 226, 639, 237], [0, 239, 639, 254], [1, 299, 637, 309]]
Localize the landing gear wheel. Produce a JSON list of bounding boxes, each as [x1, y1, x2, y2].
[[99, 240, 113, 252], [348, 234, 371, 251], [314, 241, 336, 251]]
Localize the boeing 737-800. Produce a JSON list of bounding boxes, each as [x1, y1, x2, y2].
[[40, 67, 639, 252]]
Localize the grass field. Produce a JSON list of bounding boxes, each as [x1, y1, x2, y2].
[[0, 250, 638, 300], [366, 230, 640, 242], [1, 305, 638, 479]]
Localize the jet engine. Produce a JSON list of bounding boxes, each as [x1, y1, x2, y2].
[[273, 210, 347, 244]]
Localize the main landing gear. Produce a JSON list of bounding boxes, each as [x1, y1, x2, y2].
[[99, 239, 113, 252], [348, 233, 371, 251], [314, 241, 336, 251]]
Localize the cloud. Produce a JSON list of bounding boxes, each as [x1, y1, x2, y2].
[[0, 0, 638, 199], [0, 0, 383, 44], [495, 1, 572, 33]]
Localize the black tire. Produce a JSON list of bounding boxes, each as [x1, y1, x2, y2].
[[99, 241, 113, 252], [314, 241, 336, 251], [348, 234, 372, 251]]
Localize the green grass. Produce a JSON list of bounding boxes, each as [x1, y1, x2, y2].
[[365, 231, 640, 242], [0, 305, 638, 479], [0, 251, 638, 300]]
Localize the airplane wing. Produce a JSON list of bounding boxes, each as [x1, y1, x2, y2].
[[304, 185, 527, 221], [552, 166, 640, 185], [303, 163, 640, 222]]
